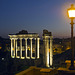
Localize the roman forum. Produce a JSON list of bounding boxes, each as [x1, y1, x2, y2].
[[9, 30, 53, 67]]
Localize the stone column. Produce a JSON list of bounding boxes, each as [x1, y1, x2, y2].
[[35, 38, 37, 59], [45, 37, 47, 67], [15, 38, 18, 58], [25, 38, 27, 58], [37, 38, 40, 58], [50, 36, 53, 67], [44, 36, 49, 67], [20, 38, 22, 58], [10, 38, 13, 57], [46, 37, 49, 67], [13, 38, 16, 58], [43, 37, 46, 66], [30, 38, 33, 58]]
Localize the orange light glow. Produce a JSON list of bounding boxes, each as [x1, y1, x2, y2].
[[0, 47, 2, 49], [49, 49, 50, 52], [28, 47, 30, 50], [68, 10, 75, 18], [12, 48, 14, 50]]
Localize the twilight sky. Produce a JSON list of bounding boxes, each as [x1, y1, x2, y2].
[[0, 0, 75, 38]]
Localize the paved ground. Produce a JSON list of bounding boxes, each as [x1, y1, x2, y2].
[[58, 71, 75, 75]]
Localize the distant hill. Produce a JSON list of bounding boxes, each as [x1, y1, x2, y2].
[[53, 49, 75, 65]]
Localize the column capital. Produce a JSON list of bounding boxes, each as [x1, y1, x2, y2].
[[50, 36, 53, 38], [50, 37, 53, 41], [43, 36, 50, 38], [15, 38, 18, 40], [24, 38, 28, 40], [34, 38, 36, 40], [10, 38, 18, 40], [20, 38, 23, 40], [10, 38, 14, 40], [37, 38, 40, 40], [15, 38, 18, 39], [30, 38, 33, 40], [10, 38, 13, 40]]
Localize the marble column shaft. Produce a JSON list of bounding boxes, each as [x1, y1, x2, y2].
[[25, 38, 27, 58], [37, 38, 40, 58], [15, 38, 18, 58], [50, 36, 53, 66], [11, 39, 13, 57], [20, 38, 22, 58], [30, 38, 33, 58], [35, 38, 37, 59], [46, 38, 49, 67], [14, 39, 16, 57]]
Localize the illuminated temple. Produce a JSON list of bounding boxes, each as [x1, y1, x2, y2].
[[8, 30, 53, 67]]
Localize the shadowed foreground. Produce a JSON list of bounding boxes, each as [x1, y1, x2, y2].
[[15, 66, 75, 75]]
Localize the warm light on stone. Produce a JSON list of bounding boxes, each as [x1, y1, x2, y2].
[[9, 32, 40, 60], [43, 30, 53, 67]]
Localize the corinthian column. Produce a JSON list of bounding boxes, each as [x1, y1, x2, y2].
[[50, 36, 53, 67]]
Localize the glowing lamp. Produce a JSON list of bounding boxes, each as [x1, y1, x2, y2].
[[68, 4, 75, 18], [67, 4, 75, 70]]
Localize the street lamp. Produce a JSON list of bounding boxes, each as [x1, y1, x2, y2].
[[67, 4, 75, 69]]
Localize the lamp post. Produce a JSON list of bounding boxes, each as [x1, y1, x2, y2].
[[67, 4, 75, 69]]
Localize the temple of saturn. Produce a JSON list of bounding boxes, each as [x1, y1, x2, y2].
[[8, 30, 53, 67]]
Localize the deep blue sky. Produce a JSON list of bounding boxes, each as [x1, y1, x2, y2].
[[0, 0, 75, 38]]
